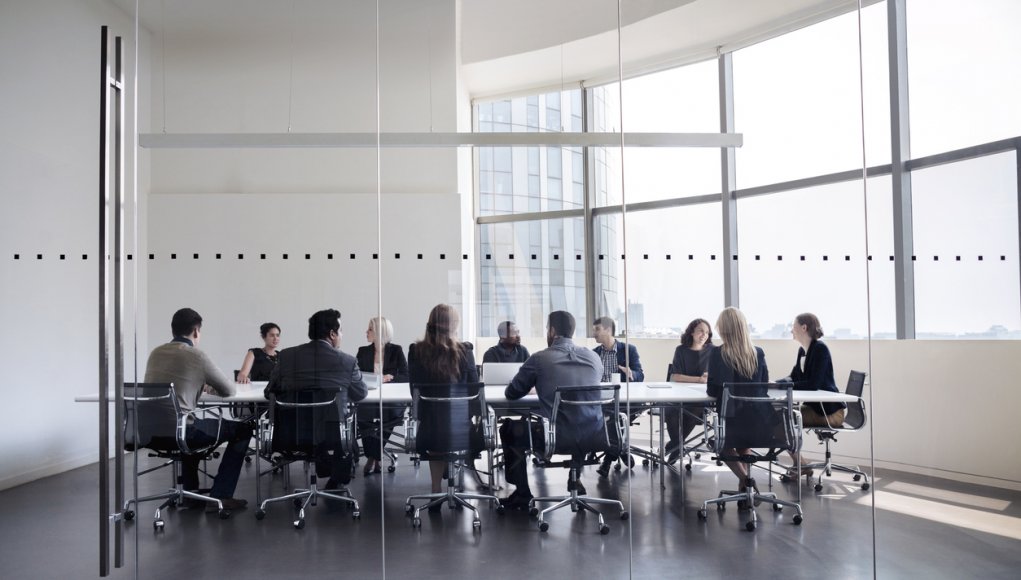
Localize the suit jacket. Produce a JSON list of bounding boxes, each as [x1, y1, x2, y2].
[[266, 340, 368, 409], [356, 342, 409, 383], [592, 340, 645, 382], [706, 346, 769, 400], [790, 339, 845, 415]]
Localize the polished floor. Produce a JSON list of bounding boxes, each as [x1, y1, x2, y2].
[[3, 438, 1020, 580]]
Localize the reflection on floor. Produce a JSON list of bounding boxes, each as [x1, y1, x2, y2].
[[2, 447, 1020, 579]]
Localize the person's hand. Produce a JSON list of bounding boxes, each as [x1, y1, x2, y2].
[[700, 371, 708, 384], [237, 372, 250, 384], [202, 384, 214, 394], [382, 374, 394, 383], [618, 365, 634, 380]]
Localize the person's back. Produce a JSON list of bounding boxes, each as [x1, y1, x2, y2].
[[145, 341, 234, 415], [268, 340, 367, 408]]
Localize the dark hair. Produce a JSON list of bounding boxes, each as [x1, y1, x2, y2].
[[593, 316, 616, 335], [259, 322, 280, 338], [415, 304, 464, 381], [171, 308, 202, 337], [795, 313, 824, 340], [497, 320, 515, 338], [548, 311, 576, 339], [680, 318, 713, 348], [308, 309, 341, 341]]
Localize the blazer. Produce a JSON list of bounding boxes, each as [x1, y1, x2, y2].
[[593, 341, 645, 382], [790, 339, 845, 415], [265, 340, 368, 411], [706, 346, 769, 400], [356, 342, 410, 383]]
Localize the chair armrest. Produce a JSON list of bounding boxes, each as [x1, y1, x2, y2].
[[404, 417, 419, 454], [482, 405, 497, 451], [338, 407, 357, 456], [177, 408, 223, 455]]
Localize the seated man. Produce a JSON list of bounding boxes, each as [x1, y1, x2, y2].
[[500, 311, 602, 510], [265, 308, 367, 490], [482, 320, 530, 364], [143, 308, 252, 511], [591, 316, 644, 476]]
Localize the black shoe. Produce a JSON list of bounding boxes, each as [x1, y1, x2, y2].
[[499, 490, 533, 511], [568, 479, 587, 495], [596, 457, 612, 478], [206, 497, 247, 512]]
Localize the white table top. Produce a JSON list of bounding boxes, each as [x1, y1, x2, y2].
[[77, 382, 859, 407]]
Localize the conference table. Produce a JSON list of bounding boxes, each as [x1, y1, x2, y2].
[[78, 381, 859, 490]]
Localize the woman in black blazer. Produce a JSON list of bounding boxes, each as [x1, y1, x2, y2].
[[356, 317, 409, 476], [408, 304, 478, 499]]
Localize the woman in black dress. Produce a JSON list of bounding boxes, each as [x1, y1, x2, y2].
[[665, 318, 714, 463], [236, 322, 280, 382], [407, 304, 478, 496], [356, 317, 409, 475]]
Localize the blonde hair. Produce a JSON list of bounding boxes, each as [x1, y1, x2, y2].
[[369, 317, 393, 344], [715, 307, 759, 379]]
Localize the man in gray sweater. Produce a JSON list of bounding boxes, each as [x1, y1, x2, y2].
[[144, 308, 252, 511]]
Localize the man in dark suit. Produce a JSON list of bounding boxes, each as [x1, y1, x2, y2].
[[265, 309, 368, 490]]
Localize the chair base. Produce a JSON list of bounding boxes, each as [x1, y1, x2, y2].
[[123, 486, 227, 530], [798, 432, 871, 491], [256, 474, 360, 528], [405, 461, 500, 530], [528, 469, 627, 534], [698, 477, 803, 531]]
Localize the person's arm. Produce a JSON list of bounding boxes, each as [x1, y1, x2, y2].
[[347, 362, 368, 403], [388, 344, 409, 383], [236, 350, 255, 383], [758, 348, 769, 383], [464, 348, 479, 383], [201, 351, 236, 397], [705, 349, 724, 399], [482, 346, 497, 364], [794, 342, 832, 391], [505, 355, 538, 400], [264, 360, 281, 398], [620, 344, 644, 382]]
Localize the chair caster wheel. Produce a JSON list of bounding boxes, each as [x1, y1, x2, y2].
[[716, 503, 725, 512], [745, 521, 756, 532], [352, 511, 361, 520], [793, 515, 803, 525], [388, 465, 396, 473], [814, 484, 823, 492], [772, 504, 782, 512], [642, 459, 649, 466], [620, 511, 629, 521], [779, 474, 790, 483], [685, 464, 692, 471], [599, 524, 610, 535], [405, 504, 414, 515], [538, 521, 549, 532], [861, 483, 870, 491], [697, 509, 707, 521], [255, 509, 266, 520], [218, 510, 230, 520], [694, 453, 702, 459], [153, 519, 164, 531], [496, 505, 505, 515], [528, 507, 539, 517], [294, 518, 305, 529], [124, 510, 134, 521], [613, 463, 621, 472], [715, 461, 723, 466], [244, 456, 252, 464], [412, 517, 421, 528], [853, 474, 862, 481], [472, 520, 481, 530]]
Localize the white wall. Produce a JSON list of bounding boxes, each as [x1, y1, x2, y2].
[[0, 0, 148, 490]]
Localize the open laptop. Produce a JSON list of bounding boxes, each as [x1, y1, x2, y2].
[[483, 362, 523, 386]]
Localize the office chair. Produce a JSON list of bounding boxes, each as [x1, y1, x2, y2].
[[697, 383, 804, 531], [254, 389, 360, 528], [359, 406, 405, 473], [528, 385, 629, 534], [796, 370, 870, 491], [404, 382, 501, 530], [664, 363, 717, 471], [122, 383, 232, 530]]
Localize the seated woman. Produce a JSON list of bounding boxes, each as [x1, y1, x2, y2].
[[236, 322, 281, 383], [407, 304, 478, 508], [356, 317, 409, 476], [706, 307, 768, 486], [665, 318, 714, 463], [785, 312, 846, 477]]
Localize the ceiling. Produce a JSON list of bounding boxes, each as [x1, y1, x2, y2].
[[109, 0, 868, 99]]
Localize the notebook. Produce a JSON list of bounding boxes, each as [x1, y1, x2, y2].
[[483, 362, 523, 386]]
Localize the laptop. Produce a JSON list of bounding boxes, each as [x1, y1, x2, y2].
[[483, 362, 523, 386]]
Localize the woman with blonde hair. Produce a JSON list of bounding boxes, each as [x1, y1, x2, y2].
[[706, 307, 768, 484], [407, 305, 479, 501], [356, 316, 408, 476]]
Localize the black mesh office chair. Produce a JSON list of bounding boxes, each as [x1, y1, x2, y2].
[[254, 389, 360, 528], [404, 382, 501, 530], [697, 383, 804, 531], [122, 383, 232, 530], [799, 370, 870, 491], [528, 385, 629, 534]]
